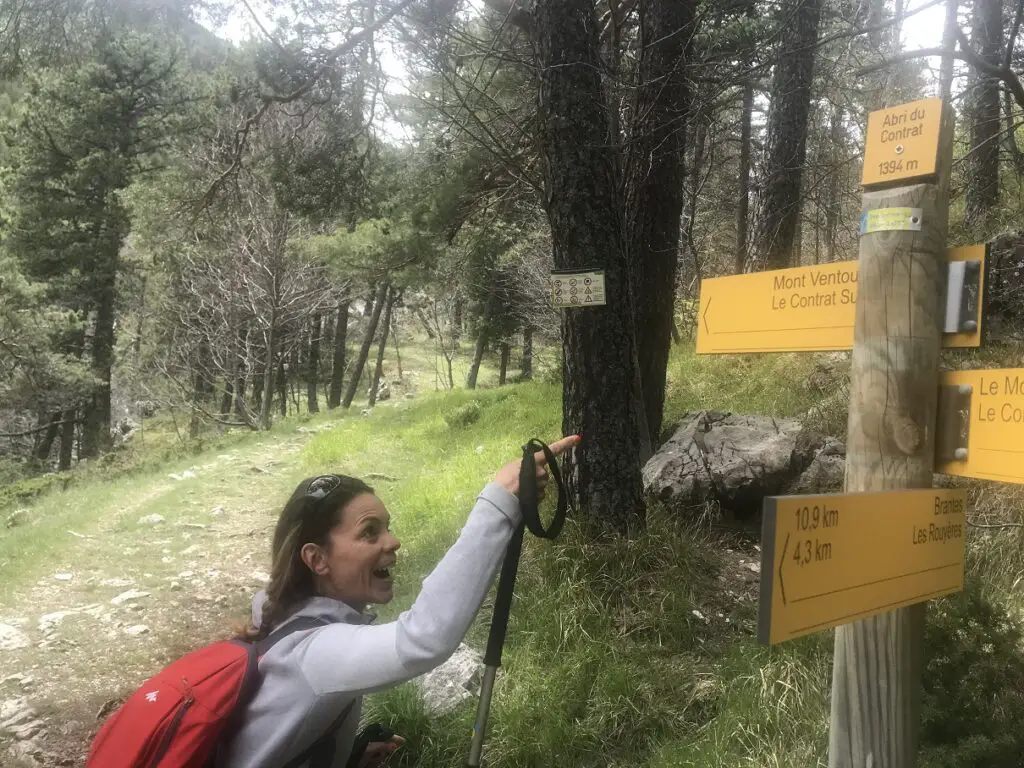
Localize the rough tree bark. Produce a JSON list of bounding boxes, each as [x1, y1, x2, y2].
[[466, 297, 494, 391], [343, 282, 388, 408], [965, 0, 1002, 230], [824, 102, 845, 262], [307, 313, 322, 414], [498, 342, 511, 385], [624, 0, 695, 447], [521, 328, 533, 380], [736, 76, 755, 274], [749, 0, 823, 270], [368, 287, 395, 408], [328, 301, 350, 409], [532, 0, 646, 532], [33, 412, 61, 463], [58, 409, 75, 471], [80, 270, 117, 458]]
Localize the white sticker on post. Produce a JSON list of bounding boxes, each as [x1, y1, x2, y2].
[[551, 270, 606, 308]]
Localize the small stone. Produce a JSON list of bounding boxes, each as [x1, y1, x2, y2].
[[182, 523, 207, 530], [54, 573, 73, 582], [5, 509, 29, 529], [169, 581, 182, 591], [405, 392, 416, 400], [0, 624, 30, 651], [210, 506, 226, 517], [474, 445, 484, 455], [125, 625, 150, 637], [250, 571, 271, 584], [178, 571, 195, 579], [182, 470, 196, 479], [38, 611, 76, 634], [745, 562, 761, 574], [110, 590, 151, 606], [691, 609, 708, 622], [101, 578, 133, 588], [137, 514, 165, 526]]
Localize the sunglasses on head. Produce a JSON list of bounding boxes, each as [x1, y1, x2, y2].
[[305, 474, 343, 500]]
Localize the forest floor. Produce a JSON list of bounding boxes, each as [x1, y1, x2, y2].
[[4, 339, 1024, 767]]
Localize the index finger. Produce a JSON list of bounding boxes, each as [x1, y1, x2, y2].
[[534, 435, 581, 465]]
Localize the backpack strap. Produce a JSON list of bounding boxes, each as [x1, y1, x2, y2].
[[214, 617, 352, 768], [258, 617, 359, 768], [281, 698, 357, 768]]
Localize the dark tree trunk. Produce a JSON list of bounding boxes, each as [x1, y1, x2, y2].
[[521, 328, 533, 380], [498, 342, 511, 385], [33, 412, 62, 462], [391, 309, 403, 381], [328, 301, 350, 409], [414, 307, 435, 338], [307, 313, 321, 414], [965, 0, 1002, 230], [58, 409, 76, 471], [736, 77, 755, 274], [362, 285, 376, 316], [533, 0, 646, 533], [624, 0, 694, 448], [277, 350, 288, 418], [259, 324, 276, 429], [343, 282, 389, 408], [220, 380, 233, 418], [368, 287, 396, 408], [825, 102, 844, 262], [749, 0, 823, 270], [234, 326, 248, 419], [253, 365, 264, 412], [466, 298, 494, 391], [81, 271, 118, 458], [940, 0, 959, 104]]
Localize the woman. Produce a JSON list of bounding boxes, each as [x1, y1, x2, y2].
[[216, 434, 581, 768]]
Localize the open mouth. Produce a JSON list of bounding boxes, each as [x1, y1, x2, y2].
[[372, 567, 391, 580]]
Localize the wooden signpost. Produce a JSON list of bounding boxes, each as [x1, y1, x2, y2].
[[694, 95, 973, 768], [695, 246, 984, 354]]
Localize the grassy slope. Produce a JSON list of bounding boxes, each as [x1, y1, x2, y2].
[[3, 337, 1024, 766]]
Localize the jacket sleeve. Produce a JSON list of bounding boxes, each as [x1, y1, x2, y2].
[[297, 482, 520, 696]]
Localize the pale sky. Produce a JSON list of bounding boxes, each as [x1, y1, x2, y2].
[[199, 0, 958, 138]]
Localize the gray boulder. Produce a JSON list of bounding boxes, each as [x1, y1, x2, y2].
[[787, 437, 846, 495], [414, 643, 485, 716], [643, 411, 841, 519]]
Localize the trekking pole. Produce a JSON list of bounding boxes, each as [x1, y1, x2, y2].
[[467, 439, 568, 768]]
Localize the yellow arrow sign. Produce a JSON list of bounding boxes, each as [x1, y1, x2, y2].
[[937, 368, 1024, 484], [759, 488, 967, 646], [696, 246, 984, 354]]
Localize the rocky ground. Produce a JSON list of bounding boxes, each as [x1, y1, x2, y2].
[[0, 435, 310, 766]]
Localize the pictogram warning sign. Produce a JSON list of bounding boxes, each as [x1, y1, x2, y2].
[[551, 270, 606, 308]]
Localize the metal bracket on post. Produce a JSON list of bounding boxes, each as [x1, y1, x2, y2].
[[943, 259, 982, 334], [935, 383, 972, 463]]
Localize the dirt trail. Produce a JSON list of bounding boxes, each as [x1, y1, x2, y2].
[[0, 435, 310, 767]]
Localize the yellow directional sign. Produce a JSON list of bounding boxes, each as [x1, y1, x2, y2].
[[696, 247, 984, 354], [862, 97, 943, 186], [937, 368, 1024, 484], [696, 261, 858, 354], [758, 488, 967, 646]]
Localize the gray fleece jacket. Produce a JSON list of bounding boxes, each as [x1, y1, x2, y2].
[[215, 482, 520, 768]]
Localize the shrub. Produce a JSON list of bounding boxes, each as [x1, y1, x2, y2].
[[920, 583, 1024, 767], [443, 401, 482, 429]]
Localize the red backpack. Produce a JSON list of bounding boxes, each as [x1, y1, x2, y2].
[[85, 616, 352, 768]]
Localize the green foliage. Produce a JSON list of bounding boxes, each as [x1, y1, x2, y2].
[[442, 400, 481, 429], [919, 584, 1024, 768]]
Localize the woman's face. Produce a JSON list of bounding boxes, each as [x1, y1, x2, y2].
[[303, 492, 401, 611]]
